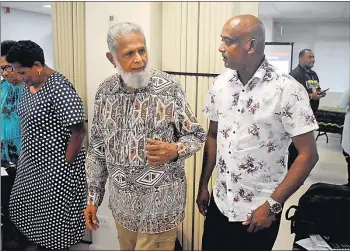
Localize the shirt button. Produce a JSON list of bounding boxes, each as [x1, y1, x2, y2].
[[227, 171, 230, 174], [233, 131, 235, 134], [229, 151, 231, 154], [238, 109, 240, 112], [242, 90, 245, 92], [228, 189, 232, 192]]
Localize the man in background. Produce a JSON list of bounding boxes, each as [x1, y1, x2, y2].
[[290, 49, 325, 114], [288, 49, 326, 169]]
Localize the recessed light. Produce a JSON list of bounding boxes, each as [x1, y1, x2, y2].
[[43, 5, 51, 8]]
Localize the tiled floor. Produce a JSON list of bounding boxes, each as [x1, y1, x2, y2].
[[273, 132, 348, 250]]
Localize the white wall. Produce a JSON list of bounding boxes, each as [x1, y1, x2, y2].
[[260, 18, 274, 42], [85, 2, 162, 249], [1, 8, 54, 68], [274, 20, 350, 107], [150, 3, 163, 70]]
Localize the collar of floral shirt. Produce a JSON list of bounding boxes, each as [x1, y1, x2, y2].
[[229, 59, 275, 88]]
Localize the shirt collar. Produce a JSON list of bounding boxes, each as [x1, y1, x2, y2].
[[231, 57, 276, 84], [298, 64, 313, 74], [252, 59, 270, 81]]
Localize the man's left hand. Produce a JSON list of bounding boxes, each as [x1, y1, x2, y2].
[[242, 201, 276, 233], [145, 139, 178, 166]]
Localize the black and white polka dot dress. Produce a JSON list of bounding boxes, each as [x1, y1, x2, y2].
[[9, 72, 87, 249]]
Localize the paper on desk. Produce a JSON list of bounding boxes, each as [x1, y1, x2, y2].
[[310, 234, 331, 248], [296, 238, 330, 250], [1, 167, 8, 176]]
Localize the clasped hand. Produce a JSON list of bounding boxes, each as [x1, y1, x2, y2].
[[144, 139, 178, 166]]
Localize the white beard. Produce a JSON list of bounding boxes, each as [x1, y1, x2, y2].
[[115, 60, 151, 89]]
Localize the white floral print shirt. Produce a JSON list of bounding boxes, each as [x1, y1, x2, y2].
[[203, 60, 318, 222]]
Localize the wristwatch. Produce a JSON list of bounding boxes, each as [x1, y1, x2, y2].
[[267, 197, 283, 214]]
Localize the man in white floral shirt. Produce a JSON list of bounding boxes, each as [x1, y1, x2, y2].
[[197, 15, 319, 250]]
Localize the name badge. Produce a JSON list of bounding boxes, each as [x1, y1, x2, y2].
[[306, 80, 319, 92]]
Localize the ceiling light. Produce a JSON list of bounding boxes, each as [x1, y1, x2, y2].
[[43, 5, 51, 8]]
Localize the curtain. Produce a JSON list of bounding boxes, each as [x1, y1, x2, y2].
[[51, 2, 91, 244], [51, 2, 87, 122]]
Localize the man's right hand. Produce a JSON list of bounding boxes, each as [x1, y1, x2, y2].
[[310, 92, 323, 100], [196, 187, 210, 216], [84, 205, 99, 231]]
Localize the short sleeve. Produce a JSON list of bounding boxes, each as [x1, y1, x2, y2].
[[203, 78, 219, 121], [53, 81, 85, 128], [280, 77, 319, 137]]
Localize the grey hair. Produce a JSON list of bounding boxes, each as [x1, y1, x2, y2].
[[107, 22, 146, 54]]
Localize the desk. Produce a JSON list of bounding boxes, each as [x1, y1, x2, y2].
[[315, 106, 346, 143]]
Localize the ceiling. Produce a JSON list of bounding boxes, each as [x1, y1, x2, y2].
[[1, 2, 51, 15], [259, 2, 350, 21], [1, 1, 349, 21]]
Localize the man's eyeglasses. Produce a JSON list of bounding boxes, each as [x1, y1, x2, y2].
[[0, 66, 14, 72]]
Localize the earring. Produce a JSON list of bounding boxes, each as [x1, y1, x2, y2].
[[38, 71, 41, 75]]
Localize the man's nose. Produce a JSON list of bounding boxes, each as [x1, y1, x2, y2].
[[218, 43, 226, 53], [134, 52, 142, 63]]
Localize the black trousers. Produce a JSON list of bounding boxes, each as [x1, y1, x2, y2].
[[202, 196, 282, 250]]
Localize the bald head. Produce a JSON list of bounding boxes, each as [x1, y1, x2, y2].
[[219, 15, 266, 71], [224, 15, 265, 53]]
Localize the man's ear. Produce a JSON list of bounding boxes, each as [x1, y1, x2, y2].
[[106, 52, 116, 68], [245, 39, 257, 55]]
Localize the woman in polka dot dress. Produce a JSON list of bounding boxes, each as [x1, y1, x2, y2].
[[6, 40, 87, 250]]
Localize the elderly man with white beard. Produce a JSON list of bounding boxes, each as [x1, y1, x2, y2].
[[84, 22, 207, 251]]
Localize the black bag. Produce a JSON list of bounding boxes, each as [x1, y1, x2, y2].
[[285, 182, 350, 242]]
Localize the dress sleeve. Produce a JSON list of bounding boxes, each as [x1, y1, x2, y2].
[[53, 80, 85, 127]]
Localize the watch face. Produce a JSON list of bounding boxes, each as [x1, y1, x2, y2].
[[271, 203, 283, 214]]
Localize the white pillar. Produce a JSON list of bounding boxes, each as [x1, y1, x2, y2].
[[260, 18, 274, 42]]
